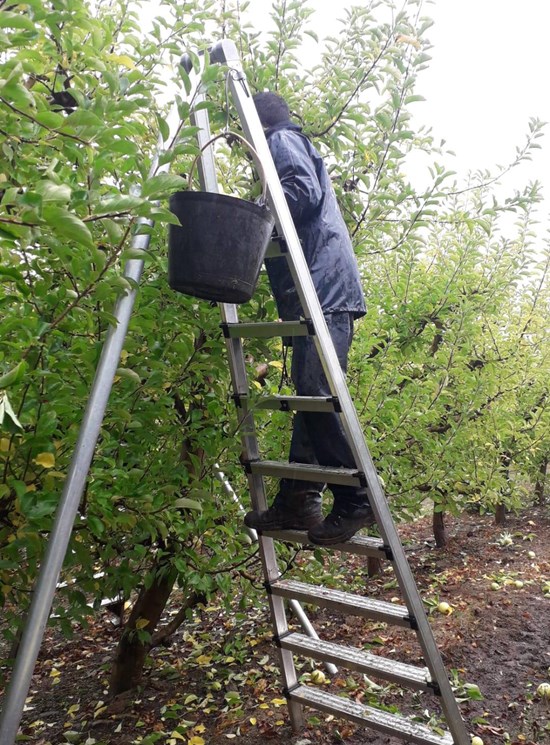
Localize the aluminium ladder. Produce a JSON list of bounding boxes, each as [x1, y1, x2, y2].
[[188, 40, 471, 745]]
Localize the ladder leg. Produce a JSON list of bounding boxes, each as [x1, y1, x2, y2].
[[0, 235, 150, 745], [0, 105, 183, 745]]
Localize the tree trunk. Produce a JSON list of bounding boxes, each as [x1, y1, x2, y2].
[[535, 456, 548, 506], [495, 450, 512, 524], [109, 394, 209, 697], [367, 557, 382, 577], [433, 509, 447, 548], [494, 504, 506, 525], [109, 564, 176, 696]]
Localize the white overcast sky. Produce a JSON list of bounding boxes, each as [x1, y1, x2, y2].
[[241, 0, 550, 226]]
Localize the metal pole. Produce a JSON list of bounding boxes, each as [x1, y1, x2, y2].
[[0, 112, 179, 742]]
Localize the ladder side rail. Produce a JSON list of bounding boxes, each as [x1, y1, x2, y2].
[[212, 40, 469, 745], [0, 104, 185, 745], [189, 84, 304, 729], [189, 88, 261, 488]]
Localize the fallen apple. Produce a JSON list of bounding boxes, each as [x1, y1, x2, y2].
[[514, 580, 524, 589], [437, 601, 452, 615], [536, 682, 550, 699], [471, 737, 484, 745]]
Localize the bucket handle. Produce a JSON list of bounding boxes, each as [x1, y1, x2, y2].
[[187, 131, 270, 204]]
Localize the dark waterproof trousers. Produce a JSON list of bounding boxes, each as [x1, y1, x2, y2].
[[278, 312, 368, 516]]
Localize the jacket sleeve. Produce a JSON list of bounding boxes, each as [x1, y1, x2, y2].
[[267, 131, 323, 224]]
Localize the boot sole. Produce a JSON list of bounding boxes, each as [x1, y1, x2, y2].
[[245, 523, 322, 532], [308, 517, 376, 545], [307, 529, 358, 545], [244, 517, 321, 532]]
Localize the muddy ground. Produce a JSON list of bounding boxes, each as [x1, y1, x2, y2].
[[4, 508, 550, 745]]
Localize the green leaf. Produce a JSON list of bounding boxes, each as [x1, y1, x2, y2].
[[34, 111, 65, 129], [173, 498, 202, 511], [35, 180, 72, 203], [42, 206, 94, 249], [94, 194, 145, 213], [155, 113, 170, 142], [463, 683, 484, 701], [405, 94, 426, 104], [375, 111, 393, 130], [148, 207, 181, 225], [0, 361, 28, 389], [0, 78, 34, 108], [413, 52, 432, 66], [87, 515, 104, 535], [108, 139, 139, 155], [141, 173, 187, 199], [121, 247, 151, 262], [0, 12, 35, 31], [0, 265, 29, 295], [115, 367, 142, 384], [62, 109, 104, 129], [201, 64, 219, 85], [0, 392, 22, 429]]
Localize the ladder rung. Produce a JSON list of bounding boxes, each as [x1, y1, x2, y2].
[[255, 395, 341, 413], [262, 529, 388, 559], [265, 240, 285, 258], [280, 633, 432, 691], [221, 320, 313, 339], [249, 460, 362, 487], [270, 579, 413, 628], [289, 686, 453, 745]]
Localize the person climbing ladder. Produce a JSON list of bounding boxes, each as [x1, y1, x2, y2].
[[244, 92, 375, 545]]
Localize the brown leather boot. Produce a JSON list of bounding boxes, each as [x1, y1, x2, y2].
[[244, 490, 323, 531]]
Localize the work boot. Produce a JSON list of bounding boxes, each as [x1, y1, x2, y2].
[[244, 491, 323, 531], [307, 504, 375, 545]]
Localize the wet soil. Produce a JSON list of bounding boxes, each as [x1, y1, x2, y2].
[[5, 508, 550, 745]]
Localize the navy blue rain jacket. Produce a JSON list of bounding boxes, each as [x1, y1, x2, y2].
[[264, 122, 366, 321]]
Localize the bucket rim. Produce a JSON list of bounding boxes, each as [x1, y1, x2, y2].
[[169, 189, 273, 219]]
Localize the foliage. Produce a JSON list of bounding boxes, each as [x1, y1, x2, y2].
[[0, 0, 549, 694], [229, 0, 550, 523], [0, 0, 253, 658]]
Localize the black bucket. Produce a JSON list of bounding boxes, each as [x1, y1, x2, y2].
[[168, 190, 274, 304]]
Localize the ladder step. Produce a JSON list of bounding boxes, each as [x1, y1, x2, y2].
[[270, 579, 413, 628], [262, 529, 388, 559], [265, 239, 285, 258], [249, 460, 362, 487], [289, 685, 453, 745], [221, 320, 313, 339], [255, 395, 341, 413], [280, 633, 432, 691]]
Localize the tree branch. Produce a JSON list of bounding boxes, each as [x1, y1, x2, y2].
[[0, 96, 91, 145]]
